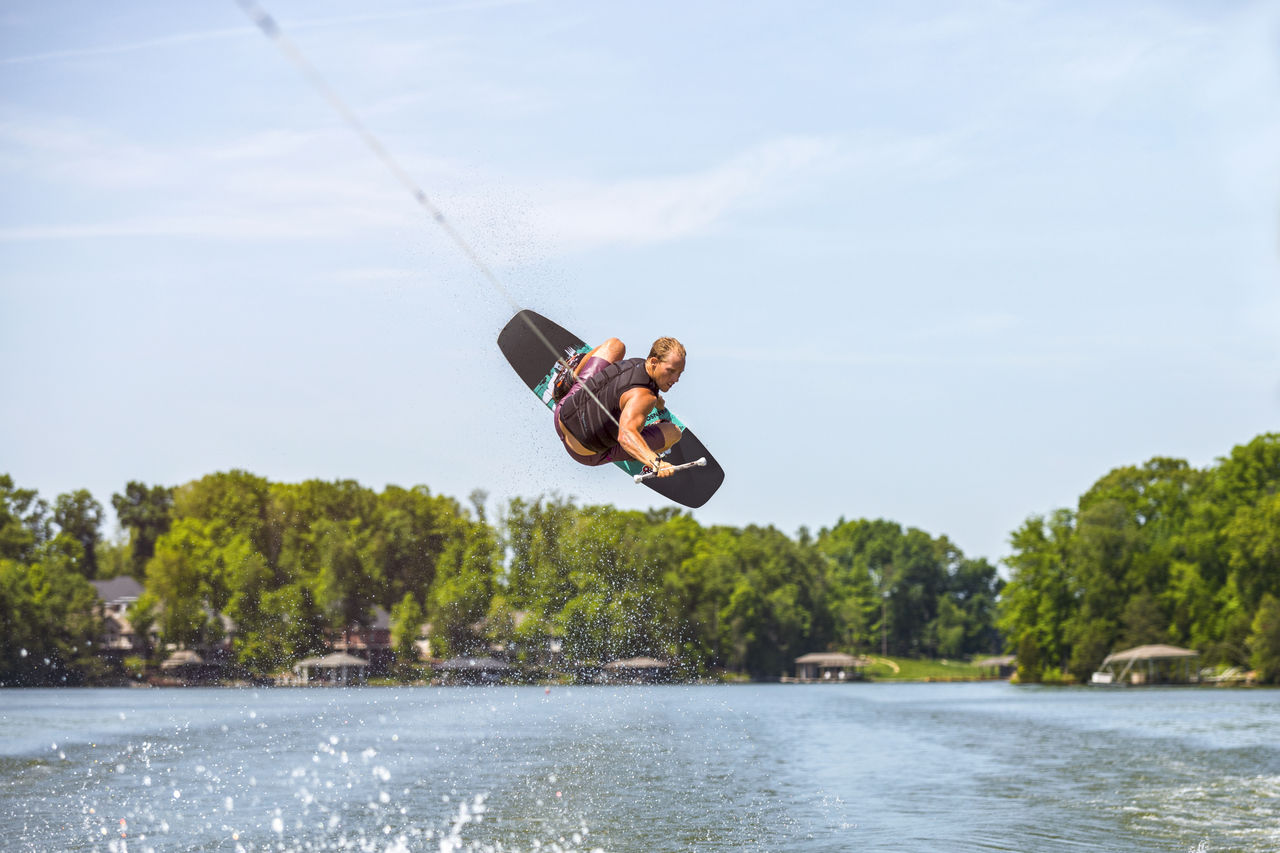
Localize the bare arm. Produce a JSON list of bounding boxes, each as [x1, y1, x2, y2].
[[616, 387, 675, 477]]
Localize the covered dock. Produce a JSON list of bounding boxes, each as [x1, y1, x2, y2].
[[787, 652, 869, 683], [1091, 644, 1200, 686], [294, 652, 370, 686], [974, 654, 1017, 679]]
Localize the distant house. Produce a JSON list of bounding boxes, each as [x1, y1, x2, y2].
[[791, 652, 869, 682], [90, 577, 151, 658], [100, 612, 141, 655], [90, 576, 144, 617], [333, 607, 392, 673]]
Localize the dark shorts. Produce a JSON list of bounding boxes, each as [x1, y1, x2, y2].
[[554, 356, 666, 467]]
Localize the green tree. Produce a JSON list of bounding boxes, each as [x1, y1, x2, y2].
[[1163, 560, 1216, 655], [1222, 492, 1280, 614], [173, 470, 272, 557], [145, 518, 230, 648], [1118, 590, 1168, 648], [364, 485, 465, 609], [931, 596, 968, 659], [947, 555, 1002, 655], [668, 525, 740, 671], [312, 519, 374, 633], [53, 489, 104, 578], [111, 481, 174, 576], [427, 524, 496, 656], [235, 583, 326, 673], [998, 510, 1075, 681], [1, 474, 50, 562], [699, 524, 823, 677], [1247, 593, 1280, 685], [0, 545, 101, 685], [818, 518, 894, 655], [390, 592, 426, 666]]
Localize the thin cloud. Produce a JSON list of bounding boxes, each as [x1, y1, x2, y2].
[[513, 136, 840, 252], [1, 118, 842, 252], [0, 0, 530, 66], [0, 27, 247, 66]]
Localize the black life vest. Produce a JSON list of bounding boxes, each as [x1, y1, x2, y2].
[[558, 358, 658, 453]]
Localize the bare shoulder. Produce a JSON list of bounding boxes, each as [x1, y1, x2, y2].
[[620, 384, 657, 406], [619, 385, 657, 422]]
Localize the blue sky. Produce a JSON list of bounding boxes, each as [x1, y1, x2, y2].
[[2, 0, 1277, 564]]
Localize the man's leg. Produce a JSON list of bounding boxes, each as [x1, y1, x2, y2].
[[553, 338, 627, 465], [575, 337, 624, 377]]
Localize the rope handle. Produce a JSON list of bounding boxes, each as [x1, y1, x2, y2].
[[633, 457, 707, 484]]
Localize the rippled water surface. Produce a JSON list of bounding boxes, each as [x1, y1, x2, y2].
[[2, 683, 1277, 852]]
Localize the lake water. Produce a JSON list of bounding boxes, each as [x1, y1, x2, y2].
[[2, 683, 1277, 852]]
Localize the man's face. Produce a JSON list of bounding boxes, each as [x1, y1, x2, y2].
[[650, 353, 685, 392]]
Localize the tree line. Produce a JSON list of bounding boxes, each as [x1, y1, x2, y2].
[[2, 432, 1276, 686], [0, 470, 1000, 685], [999, 433, 1280, 683]]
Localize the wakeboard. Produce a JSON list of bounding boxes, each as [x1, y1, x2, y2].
[[497, 309, 724, 508]]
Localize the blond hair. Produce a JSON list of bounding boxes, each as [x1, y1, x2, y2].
[[648, 337, 686, 363]]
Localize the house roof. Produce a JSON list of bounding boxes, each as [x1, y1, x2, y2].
[[436, 656, 510, 670], [604, 656, 670, 670], [1102, 644, 1199, 664], [297, 652, 370, 668], [974, 655, 1016, 667], [794, 652, 862, 666], [90, 576, 144, 604]]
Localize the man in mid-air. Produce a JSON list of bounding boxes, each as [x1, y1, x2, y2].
[[552, 336, 685, 478]]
